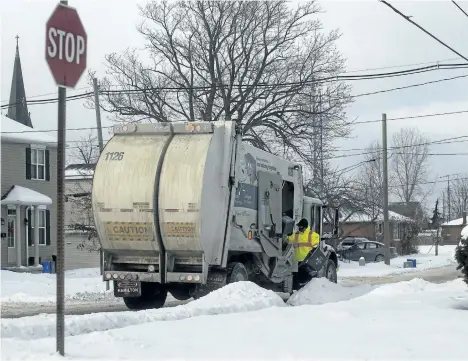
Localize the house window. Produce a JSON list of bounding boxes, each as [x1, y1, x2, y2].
[[31, 148, 46, 180], [7, 209, 16, 248], [30, 210, 47, 245]]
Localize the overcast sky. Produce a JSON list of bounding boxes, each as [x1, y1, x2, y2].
[[1, 0, 467, 212]]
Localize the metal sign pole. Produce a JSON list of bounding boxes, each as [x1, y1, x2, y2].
[[56, 84, 66, 356], [56, 2, 67, 355]]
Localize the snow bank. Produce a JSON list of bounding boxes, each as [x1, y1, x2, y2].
[[1, 281, 284, 340], [461, 225, 468, 240], [0, 268, 110, 303], [287, 278, 374, 306], [339, 245, 457, 279], [3, 279, 467, 360]]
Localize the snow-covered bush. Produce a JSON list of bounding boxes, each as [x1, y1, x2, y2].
[[455, 225, 468, 286]]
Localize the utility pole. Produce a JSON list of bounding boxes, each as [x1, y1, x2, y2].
[[447, 175, 451, 221], [92, 77, 106, 288], [442, 191, 445, 222], [381, 113, 391, 265], [92, 78, 104, 151], [319, 89, 323, 195]]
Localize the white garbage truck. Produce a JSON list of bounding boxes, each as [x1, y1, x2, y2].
[[92, 121, 340, 310]]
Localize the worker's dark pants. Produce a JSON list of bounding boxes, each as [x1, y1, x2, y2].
[[294, 247, 318, 287]]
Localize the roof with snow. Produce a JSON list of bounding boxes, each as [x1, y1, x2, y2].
[[1, 114, 57, 145], [1, 185, 53, 206], [65, 163, 95, 180], [441, 217, 467, 226], [343, 209, 413, 223]]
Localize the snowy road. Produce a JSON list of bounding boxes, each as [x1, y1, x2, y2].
[[2, 265, 461, 318]]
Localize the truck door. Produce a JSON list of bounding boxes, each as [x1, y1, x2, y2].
[[257, 171, 282, 256]]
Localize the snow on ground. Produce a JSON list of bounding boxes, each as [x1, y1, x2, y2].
[[462, 225, 468, 240], [287, 277, 374, 306], [338, 245, 457, 279], [2, 278, 467, 360], [0, 268, 112, 304], [1, 282, 285, 340]]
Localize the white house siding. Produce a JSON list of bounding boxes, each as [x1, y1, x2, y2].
[[65, 232, 100, 271]]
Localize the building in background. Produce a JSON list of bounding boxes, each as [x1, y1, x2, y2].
[[441, 212, 467, 245], [1, 39, 57, 269], [64, 163, 100, 270]]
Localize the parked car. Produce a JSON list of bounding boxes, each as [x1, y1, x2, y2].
[[337, 237, 371, 252], [340, 241, 398, 263]]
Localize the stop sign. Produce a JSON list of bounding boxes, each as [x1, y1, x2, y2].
[[45, 3, 87, 88]]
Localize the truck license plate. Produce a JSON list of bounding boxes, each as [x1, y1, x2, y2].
[[114, 280, 141, 297]]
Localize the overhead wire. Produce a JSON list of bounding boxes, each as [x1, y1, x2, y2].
[[2, 62, 468, 109], [451, 0, 468, 19], [380, 0, 468, 61]]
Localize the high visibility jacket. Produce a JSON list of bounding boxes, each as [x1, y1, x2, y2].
[[288, 226, 320, 262]]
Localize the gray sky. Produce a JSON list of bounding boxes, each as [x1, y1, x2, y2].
[[1, 0, 467, 211]]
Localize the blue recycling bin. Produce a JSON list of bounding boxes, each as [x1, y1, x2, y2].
[[41, 261, 51, 273], [406, 259, 417, 268]]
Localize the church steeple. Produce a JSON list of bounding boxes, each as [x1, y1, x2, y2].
[[7, 35, 33, 128]]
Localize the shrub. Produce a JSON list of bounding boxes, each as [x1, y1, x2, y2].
[[455, 236, 468, 286]]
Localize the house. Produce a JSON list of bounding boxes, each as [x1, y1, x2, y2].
[[64, 163, 101, 270], [441, 211, 467, 245], [389, 201, 424, 222], [339, 209, 414, 244], [1, 39, 57, 268]]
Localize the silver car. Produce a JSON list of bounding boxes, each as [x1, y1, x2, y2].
[[341, 241, 398, 263]]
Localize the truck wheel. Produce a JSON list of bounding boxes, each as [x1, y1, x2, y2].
[[325, 259, 338, 284], [227, 262, 249, 283], [169, 285, 194, 301], [123, 282, 167, 310]]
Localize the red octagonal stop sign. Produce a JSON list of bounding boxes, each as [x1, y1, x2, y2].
[[45, 3, 87, 88]]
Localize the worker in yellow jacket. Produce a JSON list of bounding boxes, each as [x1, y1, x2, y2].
[[288, 218, 319, 262]]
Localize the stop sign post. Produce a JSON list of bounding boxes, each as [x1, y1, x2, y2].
[[45, 1, 87, 356]]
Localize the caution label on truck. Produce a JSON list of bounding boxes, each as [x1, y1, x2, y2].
[[104, 222, 153, 242], [162, 222, 196, 238]]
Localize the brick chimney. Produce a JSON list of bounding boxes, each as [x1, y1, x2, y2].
[[463, 211, 467, 225]]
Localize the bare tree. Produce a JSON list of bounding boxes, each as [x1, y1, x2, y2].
[[449, 175, 468, 218], [66, 132, 100, 252], [93, 0, 352, 164], [390, 127, 430, 204]]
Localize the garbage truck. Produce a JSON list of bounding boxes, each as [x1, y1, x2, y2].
[[92, 121, 340, 310]]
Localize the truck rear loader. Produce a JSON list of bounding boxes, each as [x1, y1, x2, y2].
[[92, 121, 340, 310]]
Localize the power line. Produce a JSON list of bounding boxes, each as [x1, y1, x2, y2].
[[380, 1, 468, 62], [2, 63, 468, 109], [351, 109, 468, 126], [343, 57, 463, 74], [2, 58, 464, 105], [452, 0, 468, 19], [2, 108, 467, 135], [335, 135, 468, 153]]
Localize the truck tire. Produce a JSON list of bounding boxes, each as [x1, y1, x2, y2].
[[227, 262, 249, 283], [123, 282, 167, 310], [169, 285, 194, 301], [325, 259, 338, 284]]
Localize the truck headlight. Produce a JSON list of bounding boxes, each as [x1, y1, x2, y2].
[[148, 265, 155, 272]]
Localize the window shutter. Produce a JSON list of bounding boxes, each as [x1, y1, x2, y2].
[[46, 210, 51, 245], [28, 209, 33, 246], [45, 150, 50, 181], [26, 147, 32, 179]]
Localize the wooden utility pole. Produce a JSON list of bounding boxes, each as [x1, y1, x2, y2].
[[381, 113, 391, 265], [92, 77, 106, 287]]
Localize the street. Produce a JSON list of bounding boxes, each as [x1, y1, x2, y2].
[[1, 265, 461, 319]]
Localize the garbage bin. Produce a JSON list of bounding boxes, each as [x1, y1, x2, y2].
[[406, 259, 417, 268], [41, 261, 51, 273]]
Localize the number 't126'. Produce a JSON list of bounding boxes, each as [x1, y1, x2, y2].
[[105, 152, 124, 161]]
